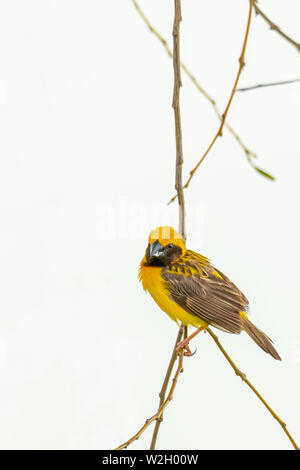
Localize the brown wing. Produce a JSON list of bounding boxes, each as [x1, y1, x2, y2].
[[162, 255, 248, 334]]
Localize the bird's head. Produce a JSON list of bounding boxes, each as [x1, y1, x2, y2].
[[145, 226, 186, 266]]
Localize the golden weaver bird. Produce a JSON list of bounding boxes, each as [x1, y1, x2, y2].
[[139, 226, 281, 360]]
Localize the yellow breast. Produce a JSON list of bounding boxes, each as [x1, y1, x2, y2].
[[139, 259, 207, 329]]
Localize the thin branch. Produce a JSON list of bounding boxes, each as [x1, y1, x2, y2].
[[172, 0, 186, 241], [116, 1, 188, 452], [115, 326, 185, 450], [237, 77, 300, 92], [149, 325, 185, 450], [253, 1, 300, 53], [206, 327, 299, 450], [169, 0, 255, 204], [150, 0, 186, 450], [131, 0, 261, 185]]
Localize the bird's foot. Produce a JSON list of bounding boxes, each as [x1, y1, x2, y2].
[[176, 339, 197, 357]]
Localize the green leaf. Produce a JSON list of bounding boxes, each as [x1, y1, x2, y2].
[[253, 166, 275, 181]]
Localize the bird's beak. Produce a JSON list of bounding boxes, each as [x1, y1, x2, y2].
[[149, 240, 164, 257]]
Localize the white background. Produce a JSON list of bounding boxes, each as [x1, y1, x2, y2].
[[0, 0, 299, 450]]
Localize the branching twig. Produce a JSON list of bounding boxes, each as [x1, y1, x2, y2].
[[120, 0, 299, 451], [169, 0, 255, 204], [237, 77, 300, 92], [206, 327, 299, 450], [253, 1, 300, 53], [131, 0, 261, 184], [115, 326, 185, 450]]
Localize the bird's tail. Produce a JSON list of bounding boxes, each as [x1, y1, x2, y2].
[[242, 316, 281, 361]]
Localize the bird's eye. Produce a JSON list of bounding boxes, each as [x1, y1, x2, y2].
[[167, 243, 174, 249]]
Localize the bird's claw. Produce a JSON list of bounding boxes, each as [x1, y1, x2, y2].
[[176, 340, 197, 357], [184, 346, 197, 357]]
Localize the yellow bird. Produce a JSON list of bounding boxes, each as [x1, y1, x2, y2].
[[139, 226, 281, 360]]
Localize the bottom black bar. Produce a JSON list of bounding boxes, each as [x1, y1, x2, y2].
[[0, 449, 297, 466]]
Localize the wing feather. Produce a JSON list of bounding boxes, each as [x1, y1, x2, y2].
[[162, 258, 248, 334]]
